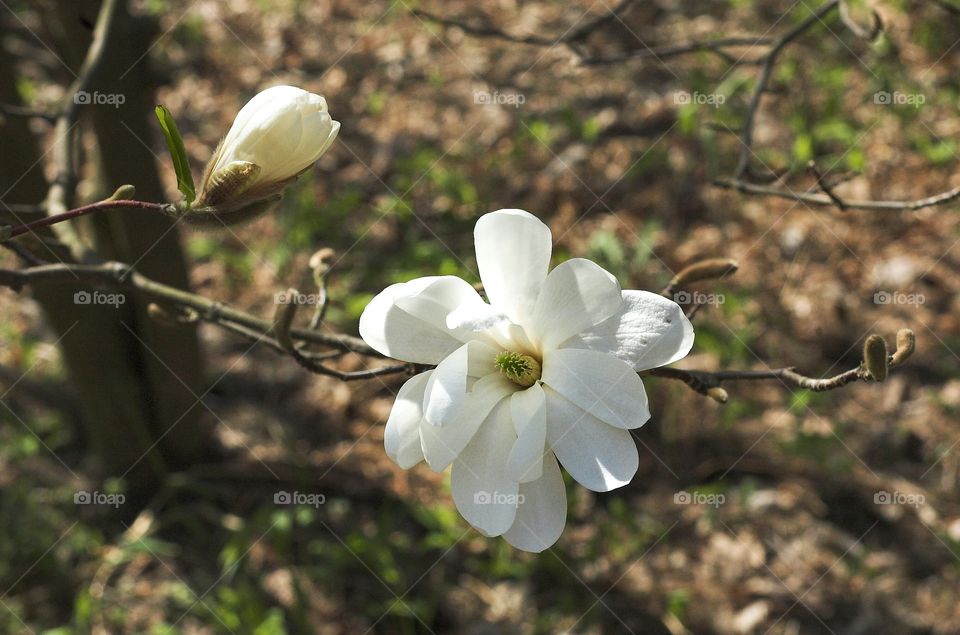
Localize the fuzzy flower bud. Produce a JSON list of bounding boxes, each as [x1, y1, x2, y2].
[[190, 85, 340, 223], [890, 328, 916, 368], [862, 334, 888, 382]]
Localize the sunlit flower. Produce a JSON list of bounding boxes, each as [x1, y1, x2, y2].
[[360, 210, 694, 551], [196, 85, 339, 214]]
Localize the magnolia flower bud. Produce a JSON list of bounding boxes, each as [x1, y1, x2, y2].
[[862, 334, 888, 382], [890, 328, 916, 368], [190, 85, 340, 224]]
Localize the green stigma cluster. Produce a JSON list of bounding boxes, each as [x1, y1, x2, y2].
[[494, 351, 542, 387]]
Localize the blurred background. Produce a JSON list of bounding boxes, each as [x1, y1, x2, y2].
[[1, 0, 959, 632]]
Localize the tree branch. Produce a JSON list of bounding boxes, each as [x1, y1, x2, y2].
[[2, 199, 170, 240], [414, 5, 774, 68], [0, 261, 378, 357], [413, 0, 635, 50], [715, 178, 960, 211], [646, 365, 866, 401], [715, 2, 957, 212], [734, 1, 839, 179], [42, 0, 123, 261], [0, 103, 56, 122], [429, 0, 953, 215], [646, 328, 915, 402], [579, 37, 773, 66], [0, 258, 915, 393]]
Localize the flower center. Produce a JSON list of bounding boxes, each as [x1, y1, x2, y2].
[[494, 351, 541, 387]]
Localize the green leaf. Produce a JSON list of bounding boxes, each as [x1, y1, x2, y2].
[[155, 105, 196, 203]]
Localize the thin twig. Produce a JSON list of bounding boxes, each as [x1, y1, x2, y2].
[[933, 0, 960, 15], [715, 178, 960, 211], [807, 161, 847, 210], [3, 199, 169, 239], [647, 365, 864, 394], [646, 328, 913, 401], [414, 0, 634, 54], [580, 37, 774, 66], [715, 1, 956, 214], [414, 9, 555, 46], [0, 103, 57, 122], [734, 1, 840, 179], [0, 262, 377, 356], [838, 0, 882, 40], [0, 203, 46, 217], [270, 287, 414, 380], [43, 0, 122, 261], [415, 6, 772, 67], [0, 241, 46, 267]]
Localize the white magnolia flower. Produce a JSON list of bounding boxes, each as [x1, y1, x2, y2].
[[360, 210, 694, 552], [197, 85, 340, 211]]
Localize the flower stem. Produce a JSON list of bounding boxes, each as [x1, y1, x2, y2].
[[3, 199, 169, 240]]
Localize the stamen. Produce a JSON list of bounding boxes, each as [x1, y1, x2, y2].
[[494, 351, 542, 387]]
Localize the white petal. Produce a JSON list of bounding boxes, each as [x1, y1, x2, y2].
[[423, 340, 499, 427], [446, 303, 510, 333], [543, 386, 639, 492], [383, 371, 430, 468], [219, 86, 309, 157], [315, 120, 340, 159], [487, 322, 538, 357], [503, 453, 567, 552], [465, 340, 500, 378], [528, 258, 623, 352], [561, 290, 694, 371], [507, 384, 547, 482], [234, 107, 304, 183], [359, 278, 469, 365], [474, 210, 552, 325], [420, 374, 514, 471], [215, 85, 338, 186], [395, 276, 486, 334], [423, 343, 468, 427], [541, 348, 650, 429], [451, 399, 520, 536]]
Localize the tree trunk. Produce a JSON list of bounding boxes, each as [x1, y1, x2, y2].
[[1, 0, 212, 496]]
